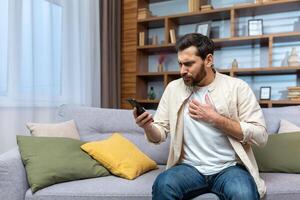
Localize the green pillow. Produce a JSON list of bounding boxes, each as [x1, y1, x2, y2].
[[17, 136, 110, 193], [253, 131, 300, 173]]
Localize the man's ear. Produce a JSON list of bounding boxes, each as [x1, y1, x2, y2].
[[205, 54, 214, 68]]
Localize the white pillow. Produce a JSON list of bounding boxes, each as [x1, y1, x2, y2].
[[26, 120, 80, 140], [278, 119, 300, 134]]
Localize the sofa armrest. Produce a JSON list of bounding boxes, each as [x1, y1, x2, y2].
[[0, 147, 29, 200]]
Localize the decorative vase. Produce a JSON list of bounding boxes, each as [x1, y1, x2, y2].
[[232, 59, 238, 69], [148, 86, 156, 100], [157, 63, 164, 72], [288, 47, 300, 67]]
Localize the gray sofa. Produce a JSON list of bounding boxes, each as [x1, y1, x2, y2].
[[1, 104, 300, 200]]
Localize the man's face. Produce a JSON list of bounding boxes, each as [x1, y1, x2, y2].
[[178, 46, 206, 87]]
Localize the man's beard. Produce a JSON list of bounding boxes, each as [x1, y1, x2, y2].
[[181, 63, 207, 87]]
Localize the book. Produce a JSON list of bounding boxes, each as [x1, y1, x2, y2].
[[188, 0, 199, 12], [169, 29, 176, 44], [139, 32, 145, 46], [287, 86, 300, 91], [137, 8, 151, 20], [201, 4, 213, 11]]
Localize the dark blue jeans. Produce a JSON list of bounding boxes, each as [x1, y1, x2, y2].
[[152, 163, 259, 200]]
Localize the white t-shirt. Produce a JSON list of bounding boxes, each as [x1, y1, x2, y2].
[[181, 86, 237, 175]]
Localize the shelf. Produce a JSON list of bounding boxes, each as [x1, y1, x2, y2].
[[259, 100, 300, 108], [137, 0, 300, 24], [137, 99, 160, 104], [137, 44, 175, 53], [236, 0, 300, 17], [138, 99, 300, 107], [170, 8, 231, 25], [137, 72, 165, 76], [233, 66, 300, 76], [137, 67, 300, 77], [137, 17, 165, 28], [214, 36, 269, 48], [137, 70, 231, 76], [137, 32, 300, 52]]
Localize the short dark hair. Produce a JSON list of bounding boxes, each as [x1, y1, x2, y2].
[[175, 33, 215, 60]]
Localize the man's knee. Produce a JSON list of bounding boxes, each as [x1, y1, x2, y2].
[[224, 181, 259, 200], [153, 172, 177, 193]]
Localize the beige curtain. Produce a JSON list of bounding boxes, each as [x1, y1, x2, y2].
[[100, 0, 121, 108]]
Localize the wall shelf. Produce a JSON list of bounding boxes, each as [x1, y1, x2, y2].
[[121, 0, 300, 109]]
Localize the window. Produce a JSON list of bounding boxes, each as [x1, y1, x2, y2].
[[0, 0, 62, 106], [0, 0, 8, 96]]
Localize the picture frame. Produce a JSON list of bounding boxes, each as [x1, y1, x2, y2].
[[260, 86, 271, 100], [195, 21, 211, 37], [248, 19, 263, 36]]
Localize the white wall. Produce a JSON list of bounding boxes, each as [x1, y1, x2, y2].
[[0, 107, 58, 154]]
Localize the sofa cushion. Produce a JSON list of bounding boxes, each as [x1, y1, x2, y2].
[[57, 105, 147, 136], [262, 105, 300, 134], [23, 167, 300, 200], [17, 136, 109, 193], [81, 133, 157, 180], [26, 120, 80, 140], [278, 119, 300, 134], [81, 132, 170, 165], [260, 173, 300, 200], [24, 165, 219, 200], [253, 132, 300, 173]]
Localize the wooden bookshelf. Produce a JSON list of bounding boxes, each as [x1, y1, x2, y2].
[[259, 100, 300, 108], [121, 0, 300, 109]]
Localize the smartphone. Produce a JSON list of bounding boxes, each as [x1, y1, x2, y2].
[[126, 98, 146, 116]]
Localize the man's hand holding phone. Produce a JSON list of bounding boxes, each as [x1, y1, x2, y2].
[[133, 107, 154, 130], [127, 98, 161, 143]]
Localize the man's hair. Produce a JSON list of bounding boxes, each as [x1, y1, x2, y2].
[[175, 33, 215, 60]]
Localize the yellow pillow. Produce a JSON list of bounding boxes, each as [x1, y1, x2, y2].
[[81, 133, 157, 180]]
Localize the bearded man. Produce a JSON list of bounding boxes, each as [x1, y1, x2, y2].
[[133, 33, 268, 200]]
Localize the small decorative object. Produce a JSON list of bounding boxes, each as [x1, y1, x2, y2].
[[139, 32, 145, 46], [188, 0, 200, 12], [195, 21, 211, 37], [169, 29, 176, 44], [293, 17, 300, 32], [148, 86, 156, 100], [281, 51, 289, 66], [157, 54, 166, 72], [260, 86, 271, 100], [231, 59, 238, 69], [152, 35, 158, 45], [137, 8, 152, 20], [288, 47, 300, 67], [248, 19, 263, 36]]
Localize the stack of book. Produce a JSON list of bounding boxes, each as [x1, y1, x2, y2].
[[138, 8, 152, 20], [287, 86, 300, 101], [201, 4, 213, 11], [188, 0, 200, 12]]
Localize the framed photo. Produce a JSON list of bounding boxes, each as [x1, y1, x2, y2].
[[248, 19, 263, 36], [195, 22, 211, 36], [260, 86, 271, 100]]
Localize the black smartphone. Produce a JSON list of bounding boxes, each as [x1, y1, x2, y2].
[[126, 98, 146, 116]]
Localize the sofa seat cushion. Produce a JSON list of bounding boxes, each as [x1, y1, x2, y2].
[[260, 173, 300, 200], [24, 165, 218, 200]]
